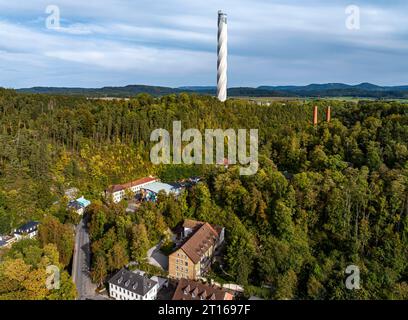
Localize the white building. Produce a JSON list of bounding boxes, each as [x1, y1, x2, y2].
[[67, 196, 91, 215], [140, 181, 182, 202], [108, 268, 159, 300], [13, 221, 39, 240], [106, 177, 158, 203], [0, 235, 17, 248]]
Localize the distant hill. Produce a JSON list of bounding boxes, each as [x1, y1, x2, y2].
[[259, 83, 351, 92], [178, 86, 216, 92], [17, 85, 186, 97], [257, 83, 408, 98], [15, 83, 408, 99]]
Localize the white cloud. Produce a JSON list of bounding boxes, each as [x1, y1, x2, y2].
[[109, 24, 214, 44], [0, 19, 214, 87], [54, 23, 107, 35], [44, 46, 213, 73], [1, 0, 408, 87]]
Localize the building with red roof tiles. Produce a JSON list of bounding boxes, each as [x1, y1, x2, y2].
[[105, 177, 158, 203], [169, 219, 225, 280], [172, 278, 233, 300]]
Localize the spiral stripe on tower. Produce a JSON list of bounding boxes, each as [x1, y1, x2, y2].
[[217, 11, 228, 102]]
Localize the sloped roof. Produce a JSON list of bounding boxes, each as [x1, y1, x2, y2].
[[15, 221, 39, 235], [107, 177, 157, 193], [172, 278, 233, 300], [180, 222, 219, 264], [108, 268, 157, 296]]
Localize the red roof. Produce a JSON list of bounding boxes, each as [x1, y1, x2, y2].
[[172, 279, 233, 300], [180, 222, 219, 264], [107, 177, 157, 193]]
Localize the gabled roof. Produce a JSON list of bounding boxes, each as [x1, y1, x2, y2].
[[179, 222, 219, 264], [108, 268, 157, 296], [172, 279, 233, 300], [107, 177, 157, 193], [15, 221, 39, 235]]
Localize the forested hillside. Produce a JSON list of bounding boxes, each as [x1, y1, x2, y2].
[[0, 88, 407, 299], [17, 83, 408, 98]]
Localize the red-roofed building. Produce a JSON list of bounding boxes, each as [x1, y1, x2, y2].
[[172, 278, 233, 300], [169, 219, 225, 280], [105, 177, 158, 203]]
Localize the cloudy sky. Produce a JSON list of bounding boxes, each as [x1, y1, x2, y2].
[[1, 0, 408, 88]]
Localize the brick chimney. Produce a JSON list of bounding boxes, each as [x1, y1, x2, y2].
[[326, 106, 331, 123], [313, 106, 318, 126]]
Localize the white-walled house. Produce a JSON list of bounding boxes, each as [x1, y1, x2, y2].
[[0, 235, 17, 248], [105, 177, 158, 203], [13, 221, 39, 240], [67, 196, 91, 215], [108, 268, 159, 300]]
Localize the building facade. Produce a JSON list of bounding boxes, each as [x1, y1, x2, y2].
[[169, 219, 224, 280], [13, 221, 39, 240], [0, 235, 17, 248], [108, 268, 159, 300], [105, 177, 158, 203], [140, 181, 182, 202], [172, 278, 233, 300], [67, 196, 91, 215]]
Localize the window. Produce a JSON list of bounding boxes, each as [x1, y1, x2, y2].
[[185, 262, 188, 266]]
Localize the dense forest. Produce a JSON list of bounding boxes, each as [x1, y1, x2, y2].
[[0, 88, 407, 299], [17, 82, 408, 98]]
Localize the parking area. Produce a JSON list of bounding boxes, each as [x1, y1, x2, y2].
[[147, 242, 169, 270]]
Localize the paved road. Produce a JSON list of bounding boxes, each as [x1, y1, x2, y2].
[[72, 216, 97, 300], [147, 241, 168, 270]]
